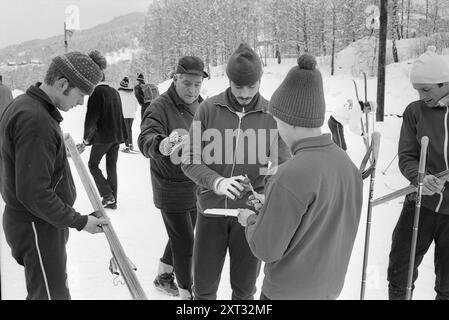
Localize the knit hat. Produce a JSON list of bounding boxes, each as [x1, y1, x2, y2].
[[120, 76, 130, 88], [52, 50, 106, 95], [137, 73, 145, 83], [410, 46, 449, 84], [175, 56, 209, 78], [226, 43, 263, 86], [269, 54, 326, 128]]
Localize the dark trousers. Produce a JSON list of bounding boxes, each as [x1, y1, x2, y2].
[[88, 143, 119, 201], [3, 213, 70, 300], [387, 199, 449, 300], [159, 210, 197, 290], [193, 213, 261, 300], [328, 115, 347, 151], [123, 118, 134, 147], [260, 292, 271, 300]]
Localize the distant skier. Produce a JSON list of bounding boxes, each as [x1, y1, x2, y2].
[[238, 54, 363, 300], [387, 46, 449, 300], [275, 45, 281, 64], [83, 64, 127, 210], [118, 76, 137, 152], [327, 99, 363, 151]]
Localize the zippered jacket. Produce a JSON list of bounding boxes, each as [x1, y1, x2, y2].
[[0, 84, 87, 230], [399, 100, 449, 214], [181, 88, 290, 214]]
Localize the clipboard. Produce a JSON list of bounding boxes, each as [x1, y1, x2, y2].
[[203, 209, 239, 217]]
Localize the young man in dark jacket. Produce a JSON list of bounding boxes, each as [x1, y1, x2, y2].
[[181, 43, 290, 300], [83, 71, 127, 210], [238, 55, 363, 300], [387, 47, 449, 300], [0, 51, 109, 300], [138, 56, 208, 299]]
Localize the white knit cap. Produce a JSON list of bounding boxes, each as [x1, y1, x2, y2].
[[410, 46, 449, 84]]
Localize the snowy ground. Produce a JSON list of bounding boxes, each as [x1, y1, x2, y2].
[[2, 54, 448, 300]]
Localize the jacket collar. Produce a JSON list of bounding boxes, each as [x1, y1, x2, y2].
[[26, 83, 63, 123], [224, 88, 263, 113], [290, 134, 333, 155]]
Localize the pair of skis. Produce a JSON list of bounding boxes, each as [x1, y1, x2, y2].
[[65, 134, 147, 300], [353, 72, 376, 157]]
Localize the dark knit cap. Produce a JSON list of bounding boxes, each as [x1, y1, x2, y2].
[[137, 73, 145, 83], [120, 76, 130, 88], [226, 43, 263, 86], [269, 54, 326, 128], [175, 56, 209, 78], [52, 50, 106, 95]]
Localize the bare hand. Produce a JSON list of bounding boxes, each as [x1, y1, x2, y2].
[[83, 215, 109, 234], [422, 175, 445, 195], [237, 208, 256, 227]]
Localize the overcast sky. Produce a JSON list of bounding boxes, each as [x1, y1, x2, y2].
[[0, 0, 151, 49]]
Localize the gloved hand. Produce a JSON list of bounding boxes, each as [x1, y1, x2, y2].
[[215, 175, 245, 200], [159, 131, 187, 156]]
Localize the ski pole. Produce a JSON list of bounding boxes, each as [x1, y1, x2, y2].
[[360, 131, 381, 300], [405, 136, 429, 300], [381, 153, 398, 175], [372, 168, 449, 207]]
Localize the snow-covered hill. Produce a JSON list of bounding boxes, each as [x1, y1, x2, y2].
[[2, 49, 448, 300]]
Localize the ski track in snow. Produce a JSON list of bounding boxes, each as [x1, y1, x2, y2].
[[2, 54, 445, 300]]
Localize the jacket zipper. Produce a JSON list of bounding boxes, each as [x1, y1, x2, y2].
[[220, 105, 262, 208], [436, 107, 449, 212]]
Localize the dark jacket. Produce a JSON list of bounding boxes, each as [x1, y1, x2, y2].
[[0, 84, 87, 230], [134, 83, 151, 108], [245, 134, 363, 299], [399, 100, 449, 214], [83, 83, 127, 145], [181, 88, 291, 214], [138, 82, 202, 213], [0, 83, 13, 116]]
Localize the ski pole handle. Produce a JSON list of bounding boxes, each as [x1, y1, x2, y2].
[[418, 136, 429, 183], [371, 132, 381, 165]]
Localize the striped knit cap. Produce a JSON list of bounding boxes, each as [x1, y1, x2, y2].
[[52, 51, 106, 95], [269, 54, 325, 128]]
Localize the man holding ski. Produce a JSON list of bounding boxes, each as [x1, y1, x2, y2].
[[387, 46, 449, 300]]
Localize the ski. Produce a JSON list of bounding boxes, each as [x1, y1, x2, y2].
[[353, 79, 370, 153], [359, 131, 381, 300], [65, 134, 147, 300]]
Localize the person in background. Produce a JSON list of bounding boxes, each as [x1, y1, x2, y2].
[[118, 76, 137, 153], [327, 99, 363, 151], [83, 62, 127, 210], [134, 73, 151, 120], [0, 51, 109, 300]]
